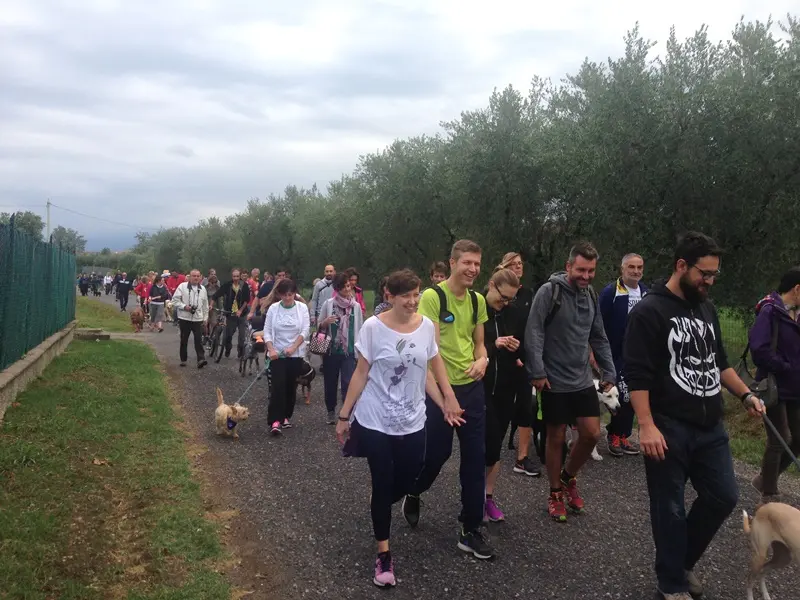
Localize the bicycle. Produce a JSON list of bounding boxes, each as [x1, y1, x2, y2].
[[206, 310, 232, 363]]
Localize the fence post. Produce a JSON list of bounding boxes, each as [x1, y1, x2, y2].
[[0, 215, 17, 368]]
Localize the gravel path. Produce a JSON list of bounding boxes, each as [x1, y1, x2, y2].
[[94, 293, 799, 599]]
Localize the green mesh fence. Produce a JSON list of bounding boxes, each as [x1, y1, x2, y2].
[[0, 216, 77, 371]]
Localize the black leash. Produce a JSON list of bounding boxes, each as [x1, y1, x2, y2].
[[762, 412, 800, 472]]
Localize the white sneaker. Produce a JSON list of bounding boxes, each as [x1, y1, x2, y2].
[[686, 570, 703, 597]]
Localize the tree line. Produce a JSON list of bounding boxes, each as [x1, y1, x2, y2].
[[77, 17, 800, 310], [1, 211, 88, 254]]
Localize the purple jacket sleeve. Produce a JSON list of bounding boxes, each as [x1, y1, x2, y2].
[[749, 304, 790, 374]]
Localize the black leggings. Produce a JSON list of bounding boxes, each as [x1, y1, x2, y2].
[[760, 400, 800, 495], [267, 357, 302, 424], [358, 421, 426, 541], [486, 382, 517, 466]]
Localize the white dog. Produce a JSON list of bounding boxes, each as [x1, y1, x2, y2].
[[566, 379, 621, 461]]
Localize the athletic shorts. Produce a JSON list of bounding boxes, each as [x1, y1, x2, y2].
[[541, 386, 600, 425]]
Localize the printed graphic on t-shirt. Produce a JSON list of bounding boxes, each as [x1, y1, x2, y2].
[[383, 338, 427, 430], [626, 286, 642, 313], [667, 316, 721, 397]]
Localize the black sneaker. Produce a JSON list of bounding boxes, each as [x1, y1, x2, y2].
[[402, 495, 420, 528], [327, 411, 335, 425], [179, 361, 186, 367], [512, 456, 542, 477], [197, 359, 207, 369], [457, 527, 495, 560]]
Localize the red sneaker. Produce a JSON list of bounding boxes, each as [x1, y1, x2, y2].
[[548, 491, 567, 522], [563, 477, 585, 514]]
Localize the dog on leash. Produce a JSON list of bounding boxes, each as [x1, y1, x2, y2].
[[743, 502, 800, 600], [130, 306, 145, 333], [297, 360, 316, 405], [566, 379, 621, 461], [215, 387, 250, 440]]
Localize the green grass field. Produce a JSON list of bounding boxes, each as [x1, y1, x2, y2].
[[76, 295, 134, 332], [0, 340, 231, 599]]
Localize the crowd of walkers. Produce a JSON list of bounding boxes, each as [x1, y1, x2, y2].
[[327, 232, 775, 600], [79, 230, 800, 600]]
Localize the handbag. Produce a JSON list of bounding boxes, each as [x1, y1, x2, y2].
[[735, 311, 780, 408], [309, 329, 332, 356]]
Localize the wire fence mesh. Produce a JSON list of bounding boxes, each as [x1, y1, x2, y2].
[[0, 216, 77, 371]]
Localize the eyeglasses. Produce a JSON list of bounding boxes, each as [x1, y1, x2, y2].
[[692, 265, 721, 281], [498, 291, 515, 304]]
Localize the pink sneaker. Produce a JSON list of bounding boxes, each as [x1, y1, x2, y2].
[[484, 497, 505, 522], [373, 552, 396, 587], [282, 418, 292, 429], [270, 421, 282, 435]]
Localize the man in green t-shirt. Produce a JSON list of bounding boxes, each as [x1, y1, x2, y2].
[[402, 239, 494, 560]]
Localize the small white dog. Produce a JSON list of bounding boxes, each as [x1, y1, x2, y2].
[[214, 387, 250, 440], [566, 379, 621, 461]]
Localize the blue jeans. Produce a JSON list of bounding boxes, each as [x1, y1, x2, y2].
[[410, 381, 486, 532], [644, 415, 739, 594], [322, 353, 355, 412]]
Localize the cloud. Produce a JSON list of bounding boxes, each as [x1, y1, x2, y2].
[[0, 0, 795, 250]]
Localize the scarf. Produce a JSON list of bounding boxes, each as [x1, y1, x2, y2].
[[333, 293, 356, 352]]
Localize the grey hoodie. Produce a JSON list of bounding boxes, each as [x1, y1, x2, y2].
[[525, 272, 616, 392]]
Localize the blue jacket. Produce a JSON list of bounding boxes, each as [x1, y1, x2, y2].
[[599, 278, 648, 372]]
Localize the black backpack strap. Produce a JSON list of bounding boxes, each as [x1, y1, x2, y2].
[[469, 290, 478, 324], [544, 283, 562, 328], [433, 285, 448, 323]]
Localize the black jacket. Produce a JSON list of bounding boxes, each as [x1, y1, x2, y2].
[[483, 299, 524, 395], [213, 281, 251, 315], [623, 284, 730, 428]]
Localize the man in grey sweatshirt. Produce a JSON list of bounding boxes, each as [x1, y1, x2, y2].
[[525, 241, 616, 522], [309, 264, 336, 326]]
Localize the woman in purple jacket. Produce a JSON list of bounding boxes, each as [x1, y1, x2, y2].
[[750, 266, 800, 503]]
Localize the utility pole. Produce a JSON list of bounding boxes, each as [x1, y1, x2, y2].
[[46, 198, 51, 239]]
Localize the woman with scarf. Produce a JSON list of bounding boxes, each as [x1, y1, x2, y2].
[[318, 272, 365, 424]]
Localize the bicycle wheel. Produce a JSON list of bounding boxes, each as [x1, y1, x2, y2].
[[209, 325, 221, 358], [214, 329, 226, 363]]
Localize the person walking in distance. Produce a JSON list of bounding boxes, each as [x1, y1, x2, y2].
[[525, 242, 616, 522], [598, 253, 648, 457], [310, 264, 336, 326], [264, 278, 310, 434], [318, 273, 364, 424], [171, 269, 209, 369], [212, 268, 251, 359], [497, 251, 542, 476], [117, 272, 132, 312], [624, 232, 764, 600], [402, 239, 495, 560], [335, 269, 463, 588]]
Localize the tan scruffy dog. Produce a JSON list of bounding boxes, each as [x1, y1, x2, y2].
[[130, 306, 145, 333], [215, 387, 250, 440]]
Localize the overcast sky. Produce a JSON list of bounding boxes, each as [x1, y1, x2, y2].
[[1, 1, 794, 250]]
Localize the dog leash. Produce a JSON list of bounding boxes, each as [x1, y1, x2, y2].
[[236, 357, 272, 404], [762, 412, 800, 473]]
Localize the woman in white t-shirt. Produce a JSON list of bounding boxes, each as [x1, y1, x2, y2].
[[336, 269, 463, 588], [263, 278, 310, 435]]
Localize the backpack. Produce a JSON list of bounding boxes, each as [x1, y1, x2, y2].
[[433, 286, 479, 325], [543, 282, 598, 328]]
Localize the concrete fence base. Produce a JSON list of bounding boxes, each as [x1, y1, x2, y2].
[[0, 320, 77, 425]]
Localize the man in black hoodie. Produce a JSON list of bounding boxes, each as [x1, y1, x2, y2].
[[624, 232, 764, 600], [212, 268, 251, 359]]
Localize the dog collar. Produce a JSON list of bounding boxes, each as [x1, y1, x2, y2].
[[226, 416, 237, 430]]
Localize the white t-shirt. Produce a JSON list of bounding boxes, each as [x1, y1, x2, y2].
[[263, 301, 310, 358], [353, 315, 439, 436], [626, 285, 642, 313]]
